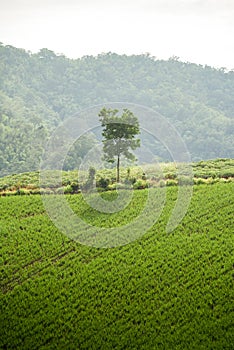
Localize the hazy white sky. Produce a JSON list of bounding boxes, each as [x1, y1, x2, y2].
[[0, 0, 233, 69]]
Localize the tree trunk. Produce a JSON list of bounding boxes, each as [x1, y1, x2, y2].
[[117, 155, 120, 183]]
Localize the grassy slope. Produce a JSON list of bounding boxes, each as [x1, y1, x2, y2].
[[0, 182, 234, 349]]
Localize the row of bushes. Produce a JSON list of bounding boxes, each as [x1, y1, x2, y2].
[[1, 176, 233, 196], [1, 159, 233, 193]]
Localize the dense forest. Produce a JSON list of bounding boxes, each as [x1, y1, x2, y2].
[[0, 43, 234, 176]]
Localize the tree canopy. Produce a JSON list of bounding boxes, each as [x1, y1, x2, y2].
[[99, 108, 140, 182]]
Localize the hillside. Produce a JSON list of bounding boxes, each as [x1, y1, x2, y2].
[[1, 182, 233, 349], [0, 43, 234, 176]]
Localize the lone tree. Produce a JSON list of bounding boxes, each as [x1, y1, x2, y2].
[[99, 107, 140, 182]]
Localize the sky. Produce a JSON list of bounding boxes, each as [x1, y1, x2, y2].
[[0, 0, 234, 69]]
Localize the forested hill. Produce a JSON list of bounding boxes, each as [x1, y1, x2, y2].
[[0, 43, 234, 176]]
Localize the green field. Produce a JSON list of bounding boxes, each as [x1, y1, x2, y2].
[[1, 181, 234, 349]]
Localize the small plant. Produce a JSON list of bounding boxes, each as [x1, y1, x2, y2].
[[96, 177, 110, 190], [70, 181, 79, 193], [166, 179, 177, 186], [165, 172, 177, 180], [64, 185, 73, 194], [133, 180, 148, 190], [159, 179, 166, 187], [107, 183, 117, 191], [194, 178, 206, 185]]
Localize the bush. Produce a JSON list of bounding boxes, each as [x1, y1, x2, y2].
[[71, 181, 79, 193], [159, 180, 166, 187], [96, 177, 110, 189], [165, 172, 177, 180], [3, 191, 18, 196], [64, 185, 73, 194], [194, 178, 206, 185], [25, 183, 37, 190], [219, 170, 234, 179], [20, 189, 31, 195], [107, 183, 117, 191], [206, 177, 219, 185], [29, 189, 41, 195], [219, 177, 233, 183], [16, 189, 27, 195], [62, 179, 71, 186], [133, 180, 148, 190], [166, 179, 177, 186]]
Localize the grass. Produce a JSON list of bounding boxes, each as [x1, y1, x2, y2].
[[1, 182, 234, 349]]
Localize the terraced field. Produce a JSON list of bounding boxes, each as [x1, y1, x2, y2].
[[1, 182, 234, 349]]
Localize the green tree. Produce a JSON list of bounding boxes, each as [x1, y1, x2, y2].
[[99, 107, 140, 182]]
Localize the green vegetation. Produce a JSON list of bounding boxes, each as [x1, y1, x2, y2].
[[1, 182, 234, 349], [99, 107, 141, 182], [0, 159, 233, 196], [0, 42, 233, 348], [0, 43, 234, 176]]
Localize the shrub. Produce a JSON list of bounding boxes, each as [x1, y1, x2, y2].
[[159, 180, 166, 187], [29, 189, 41, 195], [3, 191, 18, 196], [219, 177, 233, 184], [219, 170, 234, 179], [71, 181, 79, 193], [165, 172, 177, 180], [16, 189, 26, 195], [63, 185, 73, 194], [96, 177, 110, 189], [166, 179, 177, 186], [25, 183, 37, 190], [20, 189, 31, 195], [194, 178, 206, 185], [62, 179, 71, 186], [206, 177, 219, 185], [133, 180, 148, 190], [107, 183, 117, 191]]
